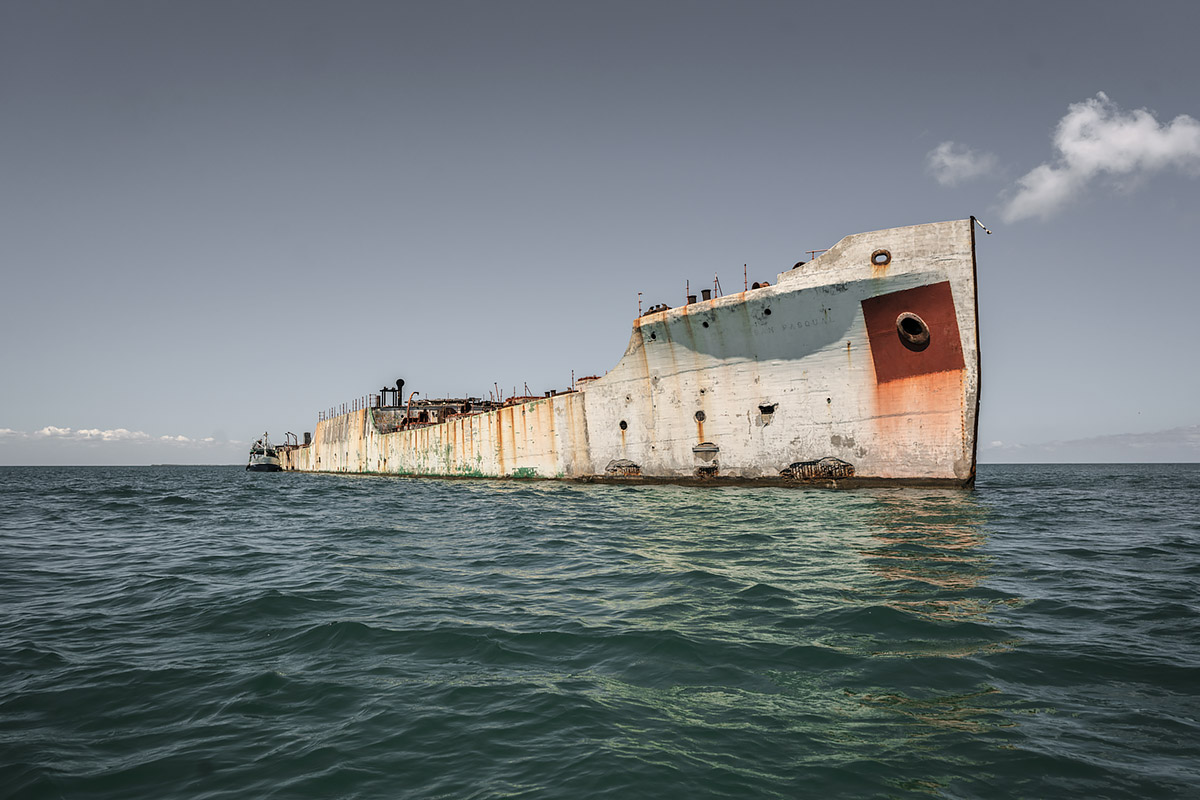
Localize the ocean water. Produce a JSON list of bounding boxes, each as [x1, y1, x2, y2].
[[1, 464, 1197, 799]]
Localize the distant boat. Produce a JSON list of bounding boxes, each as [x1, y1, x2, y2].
[[246, 433, 281, 472]]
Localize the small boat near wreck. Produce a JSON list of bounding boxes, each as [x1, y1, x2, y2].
[[246, 433, 282, 472]]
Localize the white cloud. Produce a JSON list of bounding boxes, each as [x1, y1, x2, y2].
[[1001, 93, 1200, 222], [77, 428, 150, 442], [1, 425, 245, 465], [926, 141, 999, 186], [14, 426, 215, 444], [36, 426, 73, 437]]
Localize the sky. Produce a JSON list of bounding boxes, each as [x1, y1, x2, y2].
[[2, 0, 1198, 465]]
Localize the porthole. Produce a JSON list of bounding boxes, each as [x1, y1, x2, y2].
[[695, 410, 706, 422], [650, 332, 656, 340], [763, 308, 772, 316], [702, 321, 709, 328], [896, 312, 931, 351], [870, 249, 891, 267], [619, 420, 628, 430]]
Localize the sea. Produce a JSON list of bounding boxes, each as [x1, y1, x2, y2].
[[1, 464, 1197, 799]]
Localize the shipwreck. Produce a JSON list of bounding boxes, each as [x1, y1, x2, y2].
[[272, 218, 982, 487]]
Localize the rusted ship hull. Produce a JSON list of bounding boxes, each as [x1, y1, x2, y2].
[[279, 219, 981, 486]]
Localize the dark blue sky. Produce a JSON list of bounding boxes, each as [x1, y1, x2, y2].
[[3, 1, 1198, 463]]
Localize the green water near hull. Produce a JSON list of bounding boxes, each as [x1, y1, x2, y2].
[[1, 465, 1198, 798]]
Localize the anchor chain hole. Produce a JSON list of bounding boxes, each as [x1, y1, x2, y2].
[[896, 312, 931, 351]]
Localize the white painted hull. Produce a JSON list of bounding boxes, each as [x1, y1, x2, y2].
[[280, 219, 981, 486]]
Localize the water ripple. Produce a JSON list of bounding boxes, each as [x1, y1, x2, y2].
[[1, 464, 1198, 798]]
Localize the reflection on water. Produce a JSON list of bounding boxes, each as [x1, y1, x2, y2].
[[567, 491, 1008, 681], [834, 488, 1020, 753], [570, 486, 1012, 644], [855, 488, 1016, 633], [608, 485, 1021, 759], [319, 479, 1025, 793], [846, 685, 1006, 734]]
